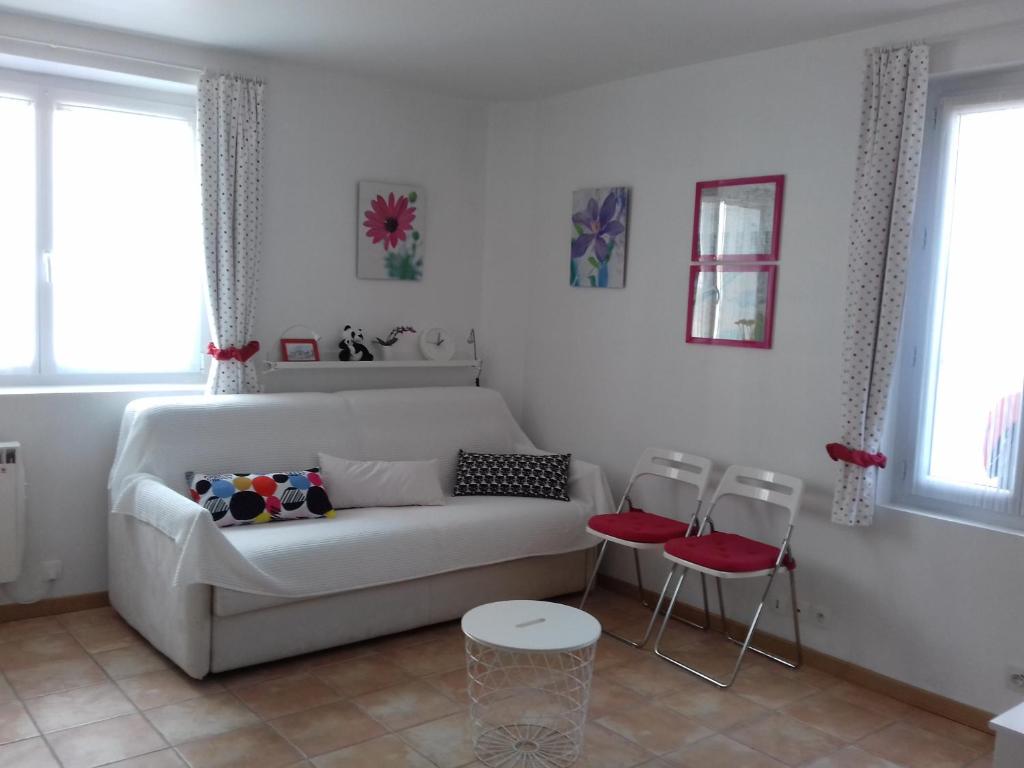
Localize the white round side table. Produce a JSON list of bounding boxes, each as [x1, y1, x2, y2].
[[462, 600, 601, 768]]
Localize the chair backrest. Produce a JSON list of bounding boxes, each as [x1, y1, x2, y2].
[[618, 447, 713, 514], [706, 464, 803, 529]]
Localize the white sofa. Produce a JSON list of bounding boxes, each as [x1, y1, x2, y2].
[[108, 387, 610, 679]]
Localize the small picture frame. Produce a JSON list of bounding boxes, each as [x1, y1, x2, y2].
[[280, 338, 320, 362], [692, 175, 784, 262], [686, 264, 777, 349]]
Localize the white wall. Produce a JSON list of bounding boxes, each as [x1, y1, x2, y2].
[[257, 60, 486, 360], [0, 389, 192, 603], [0, 13, 486, 602], [478, 1, 1024, 714]]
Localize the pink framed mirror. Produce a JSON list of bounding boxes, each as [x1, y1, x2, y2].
[[687, 174, 783, 349], [686, 264, 777, 348], [692, 175, 784, 262]]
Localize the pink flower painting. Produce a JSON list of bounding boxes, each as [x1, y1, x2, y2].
[[357, 181, 425, 280]]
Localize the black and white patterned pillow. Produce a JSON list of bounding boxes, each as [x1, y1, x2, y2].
[[453, 450, 571, 501]]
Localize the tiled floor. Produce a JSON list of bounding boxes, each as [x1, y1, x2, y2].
[[0, 588, 994, 768]]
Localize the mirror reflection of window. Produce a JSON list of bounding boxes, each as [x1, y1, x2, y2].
[[690, 269, 769, 343], [698, 183, 777, 258]]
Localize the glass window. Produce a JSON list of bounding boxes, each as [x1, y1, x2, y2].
[[0, 95, 37, 373], [0, 71, 205, 385], [889, 67, 1024, 524]]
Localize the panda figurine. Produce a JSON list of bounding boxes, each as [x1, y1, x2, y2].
[[338, 325, 374, 361]]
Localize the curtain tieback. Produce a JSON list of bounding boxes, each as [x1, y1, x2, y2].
[[825, 443, 887, 469], [206, 341, 260, 363]]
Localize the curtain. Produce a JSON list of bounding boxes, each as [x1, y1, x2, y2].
[[198, 73, 265, 394], [832, 45, 929, 526]]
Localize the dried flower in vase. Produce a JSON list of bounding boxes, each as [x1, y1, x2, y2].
[[373, 326, 417, 347]]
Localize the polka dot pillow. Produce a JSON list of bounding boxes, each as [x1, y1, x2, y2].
[[186, 468, 336, 527]]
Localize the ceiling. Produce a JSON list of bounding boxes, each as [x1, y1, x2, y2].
[[0, 0, 981, 99]]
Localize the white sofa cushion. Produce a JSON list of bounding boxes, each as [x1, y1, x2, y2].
[[212, 494, 590, 616], [318, 454, 444, 508]]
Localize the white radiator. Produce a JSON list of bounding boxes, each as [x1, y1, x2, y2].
[[0, 442, 26, 583]]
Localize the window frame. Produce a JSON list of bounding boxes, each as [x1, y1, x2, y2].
[[885, 66, 1024, 530], [0, 67, 207, 388]]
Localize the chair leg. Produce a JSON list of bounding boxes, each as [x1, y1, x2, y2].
[[719, 569, 802, 670], [632, 547, 711, 625], [602, 565, 677, 648], [579, 542, 711, 649], [664, 572, 711, 632], [578, 540, 608, 611], [656, 568, 782, 688], [716, 576, 727, 633], [633, 549, 649, 608], [788, 569, 803, 668]]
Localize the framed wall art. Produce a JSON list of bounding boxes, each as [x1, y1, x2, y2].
[[570, 186, 630, 288], [280, 338, 320, 362], [687, 174, 783, 349], [358, 181, 424, 281], [686, 264, 776, 348], [692, 175, 784, 262]]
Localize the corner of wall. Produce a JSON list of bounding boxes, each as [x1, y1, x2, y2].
[[478, 101, 541, 423]]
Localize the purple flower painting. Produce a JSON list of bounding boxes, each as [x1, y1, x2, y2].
[[571, 187, 629, 288]]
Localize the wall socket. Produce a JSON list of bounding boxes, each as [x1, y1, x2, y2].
[[768, 596, 828, 627], [41, 560, 62, 581], [1008, 665, 1024, 693], [769, 595, 790, 613]]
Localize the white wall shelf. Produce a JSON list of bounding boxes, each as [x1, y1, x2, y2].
[[264, 359, 481, 372]]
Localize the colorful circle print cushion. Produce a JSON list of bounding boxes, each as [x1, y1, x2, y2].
[[185, 468, 336, 527]]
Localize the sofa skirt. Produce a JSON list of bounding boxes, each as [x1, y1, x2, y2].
[[210, 548, 592, 673]]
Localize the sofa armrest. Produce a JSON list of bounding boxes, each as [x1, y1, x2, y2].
[[111, 473, 205, 543], [516, 442, 614, 515], [109, 498, 212, 678], [566, 456, 615, 515]]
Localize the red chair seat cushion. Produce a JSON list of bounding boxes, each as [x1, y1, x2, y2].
[[587, 508, 692, 544], [664, 531, 796, 573]]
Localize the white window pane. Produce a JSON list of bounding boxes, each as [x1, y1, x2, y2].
[[924, 104, 1024, 503], [51, 103, 203, 374], [0, 96, 36, 372]]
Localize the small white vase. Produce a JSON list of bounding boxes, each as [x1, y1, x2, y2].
[[376, 343, 396, 361]]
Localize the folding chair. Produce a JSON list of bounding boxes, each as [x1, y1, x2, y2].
[[578, 448, 714, 648], [653, 465, 803, 687]]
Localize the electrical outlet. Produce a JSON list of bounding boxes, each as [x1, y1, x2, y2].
[[813, 604, 830, 627], [1008, 666, 1024, 693], [41, 560, 62, 581]]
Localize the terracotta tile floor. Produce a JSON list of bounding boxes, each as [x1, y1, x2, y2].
[[0, 589, 994, 768]]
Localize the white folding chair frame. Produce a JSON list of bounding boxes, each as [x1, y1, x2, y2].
[[579, 448, 714, 648], [653, 465, 804, 687]]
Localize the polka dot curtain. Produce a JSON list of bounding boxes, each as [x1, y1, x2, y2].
[[198, 74, 265, 395], [832, 45, 929, 526]]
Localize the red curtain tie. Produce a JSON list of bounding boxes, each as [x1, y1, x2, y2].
[[206, 341, 260, 363], [826, 442, 887, 469]]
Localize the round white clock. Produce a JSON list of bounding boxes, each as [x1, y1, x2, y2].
[[419, 327, 455, 361]]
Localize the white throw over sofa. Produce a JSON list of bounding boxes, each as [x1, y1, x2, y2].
[[108, 387, 610, 678]]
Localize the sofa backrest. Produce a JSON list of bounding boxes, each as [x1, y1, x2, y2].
[[110, 387, 531, 496]]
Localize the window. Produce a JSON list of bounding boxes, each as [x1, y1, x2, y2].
[[888, 67, 1024, 526], [0, 69, 206, 385]]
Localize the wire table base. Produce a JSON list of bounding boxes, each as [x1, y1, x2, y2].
[[474, 722, 580, 768], [465, 638, 597, 768]]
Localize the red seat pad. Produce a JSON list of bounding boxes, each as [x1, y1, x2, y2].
[[664, 531, 796, 573], [587, 508, 693, 544]]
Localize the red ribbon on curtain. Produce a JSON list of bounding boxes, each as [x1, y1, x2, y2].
[[206, 341, 260, 362], [825, 443, 887, 469]]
